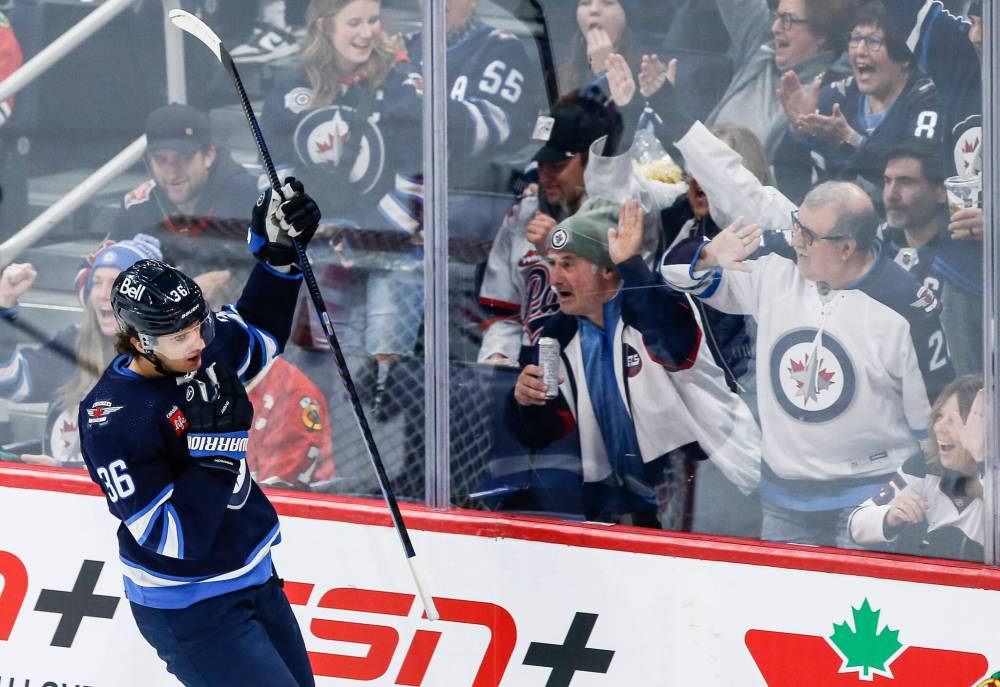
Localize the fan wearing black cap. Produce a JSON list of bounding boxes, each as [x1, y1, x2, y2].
[[78, 180, 320, 687], [106, 103, 259, 307], [478, 91, 622, 366]]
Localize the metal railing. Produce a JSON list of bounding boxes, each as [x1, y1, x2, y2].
[[0, 0, 186, 267]]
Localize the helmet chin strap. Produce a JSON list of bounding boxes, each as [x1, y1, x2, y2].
[[137, 336, 188, 379]]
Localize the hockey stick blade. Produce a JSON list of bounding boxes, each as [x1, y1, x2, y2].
[[168, 10, 224, 64], [168, 9, 281, 190]]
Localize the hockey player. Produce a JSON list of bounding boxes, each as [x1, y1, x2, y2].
[[508, 197, 760, 528], [661, 181, 954, 547], [478, 93, 622, 366], [107, 104, 259, 306], [785, 2, 944, 197], [78, 180, 320, 687], [849, 375, 985, 562]]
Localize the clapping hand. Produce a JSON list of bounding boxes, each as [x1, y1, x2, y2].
[[608, 199, 643, 265], [606, 53, 636, 107], [638, 54, 676, 97], [777, 71, 821, 134], [696, 217, 762, 273], [796, 103, 858, 146]]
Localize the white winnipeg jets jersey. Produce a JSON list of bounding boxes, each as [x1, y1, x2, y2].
[[661, 239, 953, 482]]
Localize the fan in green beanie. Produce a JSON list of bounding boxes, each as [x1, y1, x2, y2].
[[546, 196, 620, 268]]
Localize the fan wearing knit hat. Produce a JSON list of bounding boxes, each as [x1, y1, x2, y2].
[[544, 196, 634, 321], [0, 234, 162, 466], [511, 194, 761, 527]]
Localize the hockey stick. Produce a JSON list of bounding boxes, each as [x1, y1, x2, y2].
[[168, 10, 440, 622]]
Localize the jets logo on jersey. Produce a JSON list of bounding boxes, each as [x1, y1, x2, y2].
[[770, 329, 856, 422], [87, 401, 124, 425], [293, 105, 386, 195], [952, 115, 982, 176]]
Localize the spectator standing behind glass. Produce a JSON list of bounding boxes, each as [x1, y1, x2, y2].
[[849, 375, 985, 562], [661, 182, 954, 547], [106, 105, 258, 309], [878, 141, 957, 300], [0, 236, 162, 467], [556, 0, 647, 95], [705, 0, 856, 198], [779, 2, 944, 198], [260, 0, 404, 227], [879, 0, 984, 377], [478, 93, 622, 366], [507, 197, 760, 528]]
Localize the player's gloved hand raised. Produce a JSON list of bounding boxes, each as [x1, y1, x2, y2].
[[248, 177, 321, 266], [181, 362, 253, 474]]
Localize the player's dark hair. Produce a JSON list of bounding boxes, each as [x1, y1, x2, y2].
[[886, 140, 948, 186], [804, 0, 859, 55], [114, 326, 142, 357], [852, 1, 913, 65]]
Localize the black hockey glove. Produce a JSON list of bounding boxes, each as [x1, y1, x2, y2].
[[248, 177, 321, 266], [181, 362, 253, 474]]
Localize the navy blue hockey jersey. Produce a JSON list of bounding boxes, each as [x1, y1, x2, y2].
[[808, 71, 943, 195], [78, 262, 302, 609]]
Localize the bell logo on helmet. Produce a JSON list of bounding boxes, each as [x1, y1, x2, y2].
[[118, 276, 146, 301]]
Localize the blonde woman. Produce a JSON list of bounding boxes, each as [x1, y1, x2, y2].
[[849, 375, 985, 561], [261, 0, 404, 215], [0, 235, 162, 466]]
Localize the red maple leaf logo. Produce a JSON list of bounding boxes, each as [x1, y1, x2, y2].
[[316, 130, 349, 154], [963, 137, 980, 154]]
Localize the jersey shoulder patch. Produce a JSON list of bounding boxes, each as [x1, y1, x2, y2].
[[124, 179, 157, 209]]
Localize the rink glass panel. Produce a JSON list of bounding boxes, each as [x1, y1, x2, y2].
[[0, 0, 994, 565]]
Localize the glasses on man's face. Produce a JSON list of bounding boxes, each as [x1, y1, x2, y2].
[[848, 33, 886, 51], [771, 9, 809, 31], [790, 210, 848, 246]]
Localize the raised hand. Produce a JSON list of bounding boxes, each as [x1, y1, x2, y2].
[[638, 54, 675, 97], [606, 53, 636, 107], [777, 71, 820, 134], [586, 27, 614, 75], [798, 103, 858, 145], [525, 211, 558, 252], [953, 388, 985, 464], [0, 263, 37, 309], [608, 198, 643, 265], [696, 217, 762, 273]]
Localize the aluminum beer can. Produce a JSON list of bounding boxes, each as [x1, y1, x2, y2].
[[538, 337, 560, 399]]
